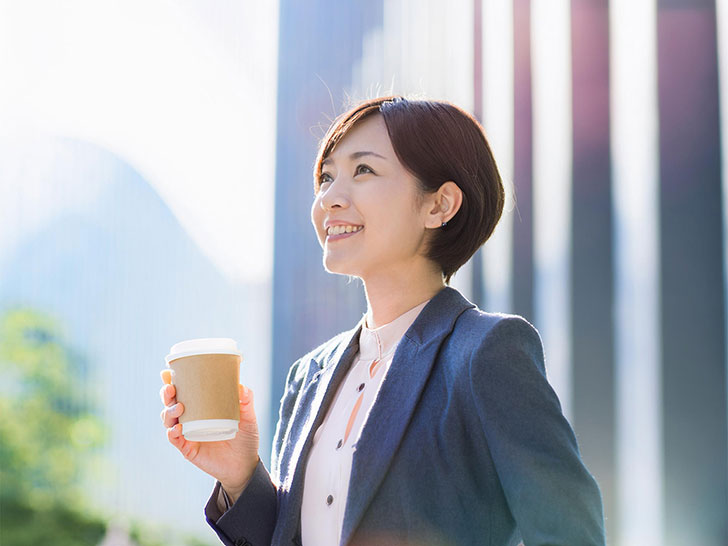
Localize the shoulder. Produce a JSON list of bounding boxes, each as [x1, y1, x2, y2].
[[446, 307, 546, 376], [453, 307, 543, 349], [467, 311, 547, 384]]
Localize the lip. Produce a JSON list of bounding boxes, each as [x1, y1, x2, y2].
[[324, 220, 363, 230]]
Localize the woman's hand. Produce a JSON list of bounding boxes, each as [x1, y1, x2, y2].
[[160, 370, 260, 503]]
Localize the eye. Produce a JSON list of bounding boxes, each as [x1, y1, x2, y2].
[[319, 172, 333, 187], [355, 164, 374, 176]]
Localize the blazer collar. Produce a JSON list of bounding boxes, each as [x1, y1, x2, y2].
[[315, 286, 474, 368]]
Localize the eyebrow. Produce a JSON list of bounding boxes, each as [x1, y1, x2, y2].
[[321, 151, 387, 167]]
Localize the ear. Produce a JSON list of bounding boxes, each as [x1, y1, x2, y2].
[[424, 181, 463, 229]]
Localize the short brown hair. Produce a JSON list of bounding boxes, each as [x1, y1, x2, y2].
[[314, 96, 505, 284]]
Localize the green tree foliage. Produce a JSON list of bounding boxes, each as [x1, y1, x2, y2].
[[0, 501, 106, 545], [0, 308, 107, 545], [0, 309, 216, 545]]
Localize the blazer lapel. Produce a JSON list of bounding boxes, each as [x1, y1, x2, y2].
[[278, 320, 364, 543], [340, 287, 474, 546]]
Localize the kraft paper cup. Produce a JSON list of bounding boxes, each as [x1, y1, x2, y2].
[[165, 338, 241, 442]]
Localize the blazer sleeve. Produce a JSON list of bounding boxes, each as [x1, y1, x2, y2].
[[205, 459, 277, 546], [468, 316, 606, 546], [204, 357, 308, 546]]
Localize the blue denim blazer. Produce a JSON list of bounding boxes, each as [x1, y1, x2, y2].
[[205, 287, 606, 546]]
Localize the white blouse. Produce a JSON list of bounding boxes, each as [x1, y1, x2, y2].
[[300, 299, 429, 546]]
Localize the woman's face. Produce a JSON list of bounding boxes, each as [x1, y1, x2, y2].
[[311, 114, 434, 282]]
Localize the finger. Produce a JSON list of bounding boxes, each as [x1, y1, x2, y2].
[[167, 422, 183, 442], [240, 383, 253, 405], [239, 384, 257, 425], [167, 424, 200, 461], [160, 383, 176, 406], [161, 402, 185, 428], [167, 423, 187, 452], [161, 369, 172, 385], [179, 437, 200, 461], [160, 407, 177, 428]]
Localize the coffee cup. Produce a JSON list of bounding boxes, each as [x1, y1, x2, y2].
[[165, 338, 241, 442]]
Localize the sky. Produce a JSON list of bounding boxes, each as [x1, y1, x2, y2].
[[0, 0, 279, 284]]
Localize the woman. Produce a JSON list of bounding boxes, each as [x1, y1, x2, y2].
[[160, 96, 606, 546]]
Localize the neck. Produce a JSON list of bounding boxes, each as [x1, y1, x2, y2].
[[363, 262, 445, 329]]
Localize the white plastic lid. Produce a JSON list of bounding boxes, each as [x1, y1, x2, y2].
[[165, 337, 241, 364]]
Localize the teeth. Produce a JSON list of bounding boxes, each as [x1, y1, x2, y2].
[[327, 225, 363, 236]]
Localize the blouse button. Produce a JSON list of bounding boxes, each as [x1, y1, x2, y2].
[[357, 383, 365, 392], [326, 494, 334, 506]]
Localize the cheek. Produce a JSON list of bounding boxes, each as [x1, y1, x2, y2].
[[384, 211, 427, 254]]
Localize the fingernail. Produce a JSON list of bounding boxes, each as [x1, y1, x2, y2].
[[242, 385, 249, 397]]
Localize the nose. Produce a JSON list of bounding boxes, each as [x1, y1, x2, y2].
[[319, 179, 350, 211]]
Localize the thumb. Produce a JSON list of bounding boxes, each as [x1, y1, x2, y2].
[[238, 383, 257, 426]]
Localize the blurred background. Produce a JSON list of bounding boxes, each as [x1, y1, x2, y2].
[[0, 0, 726, 545]]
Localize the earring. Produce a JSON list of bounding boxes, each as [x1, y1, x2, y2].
[[441, 221, 448, 228]]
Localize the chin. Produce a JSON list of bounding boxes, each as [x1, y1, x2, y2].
[[322, 257, 360, 278], [323, 263, 353, 276]]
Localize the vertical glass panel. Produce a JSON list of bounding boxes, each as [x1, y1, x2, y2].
[[531, 0, 574, 418], [716, 0, 728, 539], [481, 0, 515, 313], [610, 1, 662, 544]]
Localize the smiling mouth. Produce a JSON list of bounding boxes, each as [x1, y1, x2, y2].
[[326, 225, 364, 236], [326, 225, 363, 241]]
